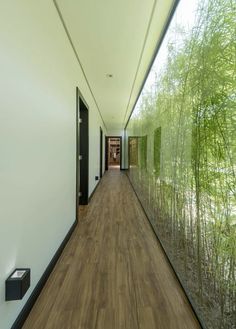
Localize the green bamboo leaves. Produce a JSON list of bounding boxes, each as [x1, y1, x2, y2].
[[126, 0, 236, 328]]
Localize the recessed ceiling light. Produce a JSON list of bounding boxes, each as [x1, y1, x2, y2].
[[106, 73, 113, 78]]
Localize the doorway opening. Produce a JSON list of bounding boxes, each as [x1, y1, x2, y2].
[[78, 90, 89, 205], [105, 136, 122, 170], [100, 128, 103, 178]]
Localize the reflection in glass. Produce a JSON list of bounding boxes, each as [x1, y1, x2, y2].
[[126, 0, 236, 328]]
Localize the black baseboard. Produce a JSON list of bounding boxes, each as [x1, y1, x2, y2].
[[11, 219, 77, 329], [126, 173, 205, 329], [120, 168, 128, 171], [88, 178, 101, 202]]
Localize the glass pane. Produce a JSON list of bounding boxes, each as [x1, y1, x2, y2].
[[126, 0, 236, 328]]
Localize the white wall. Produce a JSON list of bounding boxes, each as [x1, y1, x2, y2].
[[89, 115, 106, 194], [0, 1, 106, 328]]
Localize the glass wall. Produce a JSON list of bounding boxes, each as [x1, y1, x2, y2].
[[126, 0, 236, 328]]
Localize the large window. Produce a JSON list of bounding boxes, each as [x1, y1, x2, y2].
[[126, 0, 236, 328]]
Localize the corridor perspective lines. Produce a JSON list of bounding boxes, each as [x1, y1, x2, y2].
[[23, 170, 201, 329]]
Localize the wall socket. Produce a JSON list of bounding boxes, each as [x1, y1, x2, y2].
[[95, 176, 99, 180]]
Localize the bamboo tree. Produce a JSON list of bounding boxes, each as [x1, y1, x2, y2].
[[127, 0, 236, 327]]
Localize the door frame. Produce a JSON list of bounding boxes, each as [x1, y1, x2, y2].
[[105, 136, 108, 171], [76, 87, 89, 207], [76, 88, 79, 221], [100, 127, 103, 178], [105, 136, 122, 170]]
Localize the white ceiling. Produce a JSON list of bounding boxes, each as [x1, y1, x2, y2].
[[55, 0, 175, 131]]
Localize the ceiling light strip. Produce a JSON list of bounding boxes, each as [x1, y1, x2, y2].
[[53, 0, 107, 131]]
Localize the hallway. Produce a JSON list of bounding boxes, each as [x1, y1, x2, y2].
[[23, 170, 200, 329]]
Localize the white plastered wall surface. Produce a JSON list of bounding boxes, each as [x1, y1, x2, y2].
[[0, 1, 106, 328], [88, 108, 106, 195]]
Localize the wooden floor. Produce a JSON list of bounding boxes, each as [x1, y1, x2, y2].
[[23, 169, 201, 329]]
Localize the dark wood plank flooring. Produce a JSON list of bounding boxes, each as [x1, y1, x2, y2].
[[23, 169, 201, 329]]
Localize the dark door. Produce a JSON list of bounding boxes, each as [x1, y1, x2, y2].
[[105, 136, 108, 171], [100, 128, 103, 178], [79, 96, 89, 205], [76, 88, 80, 221]]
